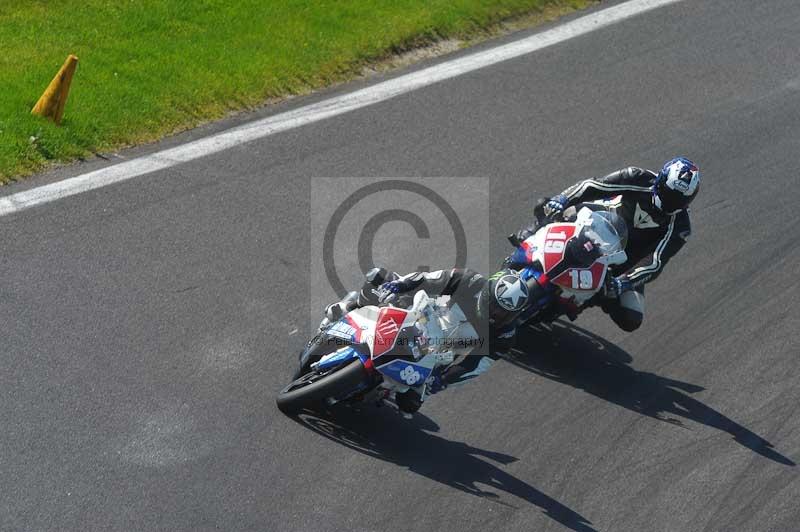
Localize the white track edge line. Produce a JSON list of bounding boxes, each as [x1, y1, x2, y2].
[[0, 0, 681, 217]]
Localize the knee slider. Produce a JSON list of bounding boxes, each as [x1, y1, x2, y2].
[[614, 309, 643, 332], [614, 290, 644, 331]]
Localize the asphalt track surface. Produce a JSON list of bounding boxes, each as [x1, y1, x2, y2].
[[2, 1, 800, 530]]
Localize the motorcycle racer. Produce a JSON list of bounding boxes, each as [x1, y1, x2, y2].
[[508, 157, 700, 332], [295, 211, 628, 414]]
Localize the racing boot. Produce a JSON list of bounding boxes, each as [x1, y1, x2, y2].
[[395, 389, 423, 414], [424, 366, 448, 396]]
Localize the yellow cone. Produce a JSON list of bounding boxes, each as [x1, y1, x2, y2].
[[31, 54, 79, 125]]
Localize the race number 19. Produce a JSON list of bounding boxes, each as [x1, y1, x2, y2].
[[568, 269, 593, 289]]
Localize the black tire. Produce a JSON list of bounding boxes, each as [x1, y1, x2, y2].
[[276, 359, 369, 415]]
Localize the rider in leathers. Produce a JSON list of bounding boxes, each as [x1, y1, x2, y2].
[[508, 158, 701, 331]]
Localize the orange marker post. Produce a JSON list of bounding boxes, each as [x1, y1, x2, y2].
[[31, 54, 79, 125]]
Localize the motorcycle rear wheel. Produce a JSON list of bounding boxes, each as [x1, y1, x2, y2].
[[276, 359, 368, 415]]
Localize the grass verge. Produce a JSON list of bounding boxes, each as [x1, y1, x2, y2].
[[0, 0, 596, 184]]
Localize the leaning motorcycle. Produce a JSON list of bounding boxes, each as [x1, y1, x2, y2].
[[502, 206, 629, 325], [276, 207, 627, 416], [277, 289, 471, 415]]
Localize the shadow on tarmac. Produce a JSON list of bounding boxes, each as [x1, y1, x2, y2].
[[508, 320, 796, 467], [291, 406, 597, 532]]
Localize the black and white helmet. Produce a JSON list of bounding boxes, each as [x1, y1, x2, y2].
[[654, 157, 701, 213], [477, 269, 530, 328]]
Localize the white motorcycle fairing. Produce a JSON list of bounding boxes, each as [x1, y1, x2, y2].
[[316, 291, 478, 397]]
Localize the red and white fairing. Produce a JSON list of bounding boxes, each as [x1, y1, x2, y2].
[[336, 291, 475, 391], [345, 306, 418, 359], [520, 208, 627, 305]]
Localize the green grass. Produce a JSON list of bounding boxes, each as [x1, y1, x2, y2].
[[0, 0, 593, 183]]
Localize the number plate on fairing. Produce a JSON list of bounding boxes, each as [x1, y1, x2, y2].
[[377, 360, 432, 387], [538, 222, 608, 297], [542, 224, 577, 272], [551, 262, 606, 292]]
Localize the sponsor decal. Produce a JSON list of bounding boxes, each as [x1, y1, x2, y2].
[[399, 365, 422, 386], [633, 203, 660, 229], [494, 275, 529, 311], [372, 307, 408, 357], [327, 321, 356, 341]]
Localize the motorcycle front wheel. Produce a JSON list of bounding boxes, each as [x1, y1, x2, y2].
[[276, 359, 369, 415]]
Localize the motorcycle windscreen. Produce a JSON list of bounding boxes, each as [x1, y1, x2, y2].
[[580, 210, 627, 254]]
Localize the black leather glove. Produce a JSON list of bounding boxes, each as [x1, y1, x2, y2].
[[605, 275, 632, 299]]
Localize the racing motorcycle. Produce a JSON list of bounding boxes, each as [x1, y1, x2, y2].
[[277, 289, 473, 416], [502, 205, 629, 325], [276, 207, 628, 416]]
